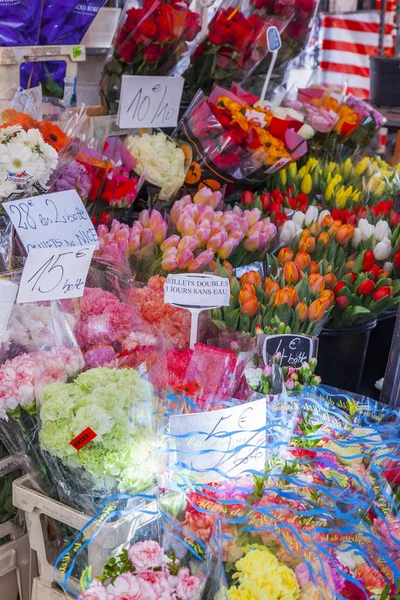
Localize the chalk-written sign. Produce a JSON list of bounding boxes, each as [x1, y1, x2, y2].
[[117, 75, 184, 129], [261, 334, 316, 368], [4, 190, 98, 253], [168, 398, 267, 484], [165, 274, 230, 308], [17, 245, 95, 304], [394, 191, 400, 214]]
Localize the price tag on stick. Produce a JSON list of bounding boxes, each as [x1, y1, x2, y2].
[[260, 27, 282, 103], [117, 75, 184, 129], [260, 334, 316, 368], [164, 274, 230, 349], [17, 245, 95, 304]]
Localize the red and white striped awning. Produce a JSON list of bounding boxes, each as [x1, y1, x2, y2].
[[318, 7, 396, 99]]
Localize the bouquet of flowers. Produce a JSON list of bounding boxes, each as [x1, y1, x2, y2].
[[245, 353, 321, 395], [345, 95, 386, 150], [100, 0, 201, 114], [174, 86, 307, 193]]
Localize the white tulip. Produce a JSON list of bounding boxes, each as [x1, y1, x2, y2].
[[352, 228, 362, 249], [304, 205, 319, 227], [245, 366, 263, 389], [358, 218, 375, 241], [374, 220, 391, 243], [280, 221, 301, 245], [384, 261, 393, 275], [318, 210, 331, 225], [292, 211, 306, 228], [373, 237, 392, 261]]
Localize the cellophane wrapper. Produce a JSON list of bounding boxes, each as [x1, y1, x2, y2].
[[55, 493, 210, 599], [100, 0, 202, 114], [160, 389, 400, 599]]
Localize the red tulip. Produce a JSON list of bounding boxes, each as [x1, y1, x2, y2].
[[242, 190, 255, 206], [373, 286, 394, 301], [334, 281, 346, 296], [357, 279, 375, 296], [367, 264, 381, 282], [337, 296, 350, 310], [394, 251, 400, 271], [362, 250, 375, 272], [346, 271, 356, 284]]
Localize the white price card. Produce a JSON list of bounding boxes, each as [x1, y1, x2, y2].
[[4, 190, 98, 253], [12, 86, 43, 121], [17, 245, 95, 304], [164, 274, 230, 308], [117, 75, 184, 129], [168, 398, 267, 484], [0, 280, 18, 330]]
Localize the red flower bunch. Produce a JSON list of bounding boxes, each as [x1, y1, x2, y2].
[[240, 188, 310, 227]]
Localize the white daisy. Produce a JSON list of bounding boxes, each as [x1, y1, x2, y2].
[[4, 142, 37, 175], [0, 125, 23, 142], [23, 128, 45, 149], [0, 176, 16, 201], [40, 142, 58, 171]]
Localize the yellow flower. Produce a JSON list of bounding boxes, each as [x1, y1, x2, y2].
[[355, 156, 370, 177], [280, 168, 287, 186], [228, 589, 258, 600], [325, 181, 336, 203], [297, 165, 307, 180], [342, 157, 353, 178], [301, 173, 312, 195], [288, 162, 297, 179]]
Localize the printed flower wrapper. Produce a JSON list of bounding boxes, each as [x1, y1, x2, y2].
[[174, 88, 307, 195], [55, 494, 209, 600], [100, 0, 201, 114], [161, 393, 400, 599]]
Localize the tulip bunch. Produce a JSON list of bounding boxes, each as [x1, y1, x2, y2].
[[241, 188, 310, 229], [160, 188, 277, 272], [331, 250, 400, 327], [212, 260, 333, 336]]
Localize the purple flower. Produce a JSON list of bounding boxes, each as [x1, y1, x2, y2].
[[53, 161, 91, 201]]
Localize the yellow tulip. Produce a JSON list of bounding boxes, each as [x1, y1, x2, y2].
[[375, 180, 386, 198], [342, 158, 353, 179], [355, 157, 370, 177], [288, 162, 297, 179], [280, 168, 287, 186], [325, 181, 336, 203], [328, 161, 337, 174], [301, 173, 312, 195], [297, 165, 307, 180]]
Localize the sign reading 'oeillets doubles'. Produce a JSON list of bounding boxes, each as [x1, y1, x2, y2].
[[117, 75, 184, 129], [164, 274, 230, 308]]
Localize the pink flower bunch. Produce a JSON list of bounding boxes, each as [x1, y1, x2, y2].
[[79, 540, 204, 600], [75, 288, 142, 367], [96, 210, 168, 262], [132, 276, 191, 350], [160, 187, 277, 271], [0, 346, 84, 418], [284, 99, 338, 134]]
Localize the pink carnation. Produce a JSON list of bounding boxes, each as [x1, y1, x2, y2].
[[136, 570, 171, 600], [175, 569, 204, 599], [106, 573, 142, 599], [128, 540, 165, 571]]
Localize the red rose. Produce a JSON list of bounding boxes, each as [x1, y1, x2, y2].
[[138, 20, 157, 41], [155, 4, 174, 42], [208, 14, 235, 46], [373, 286, 394, 301], [367, 264, 381, 282], [334, 281, 346, 295], [185, 11, 200, 42], [394, 251, 400, 270], [213, 152, 240, 170], [143, 43, 164, 62], [357, 279, 375, 296], [242, 191, 255, 206], [115, 26, 129, 49], [336, 296, 349, 310], [362, 250, 375, 272], [118, 39, 137, 63], [125, 8, 146, 32], [192, 42, 205, 61]]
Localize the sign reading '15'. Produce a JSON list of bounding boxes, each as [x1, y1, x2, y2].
[[117, 75, 184, 129]]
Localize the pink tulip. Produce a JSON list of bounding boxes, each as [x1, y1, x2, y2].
[[187, 249, 214, 272], [207, 231, 227, 253], [244, 231, 261, 252], [183, 204, 200, 223], [195, 223, 211, 246], [161, 235, 180, 252], [108, 241, 119, 257], [148, 210, 164, 231], [248, 207, 262, 226], [140, 228, 154, 247], [233, 205, 242, 217], [97, 224, 108, 238], [103, 233, 114, 245], [138, 209, 150, 227], [178, 236, 199, 252], [229, 227, 245, 243], [130, 221, 143, 234], [258, 231, 270, 248], [128, 235, 141, 254], [213, 211, 223, 222], [247, 221, 263, 237], [193, 187, 213, 205], [211, 190, 223, 208], [154, 222, 168, 245], [170, 196, 191, 225], [161, 250, 178, 272], [118, 239, 128, 254], [220, 213, 235, 229], [218, 238, 237, 260], [115, 228, 129, 242], [198, 205, 215, 224], [238, 215, 250, 235], [177, 248, 194, 269], [177, 218, 197, 237], [210, 221, 224, 237]]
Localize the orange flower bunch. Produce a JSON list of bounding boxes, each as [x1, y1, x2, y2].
[[1, 109, 68, 152]]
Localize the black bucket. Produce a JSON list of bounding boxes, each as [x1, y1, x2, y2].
[[359, 309, 397, 399], [370, 57, 400, 107], [316, 319, 377, 394]]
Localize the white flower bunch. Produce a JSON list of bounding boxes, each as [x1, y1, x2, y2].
[[352, 218, 393, 261], [0, 125, 58, 201], [125, 132, 187, 201]]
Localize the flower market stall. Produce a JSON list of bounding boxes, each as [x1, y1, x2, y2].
[[0, 1, 400, 599]]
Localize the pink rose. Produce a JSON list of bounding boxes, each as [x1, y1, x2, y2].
[[128, 540, 165, 571]]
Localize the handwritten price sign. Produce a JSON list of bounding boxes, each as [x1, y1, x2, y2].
[[12, 85, 43, 121], [17, 245, 95, 304], [117, 75, 184, 129], [4, 190, 98, 253], [168, 398, 267, 484]]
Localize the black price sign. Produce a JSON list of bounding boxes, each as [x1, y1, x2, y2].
[[394, 191, 400, 215], [261, 334, 316, 368]]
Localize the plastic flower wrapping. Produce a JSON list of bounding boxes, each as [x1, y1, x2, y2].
[[100, 0, 201, 114], [174, 85, 307, 193], [157, 388, 400, 600]]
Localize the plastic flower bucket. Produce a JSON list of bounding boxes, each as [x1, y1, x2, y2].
[[316, 319, 377, 394]]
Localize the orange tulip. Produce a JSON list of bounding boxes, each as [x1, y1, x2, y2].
[[223, 261, 234, 277], [308, 274, 325, 294], [241, 296, 259, 317], [346, 260, 356, 270], [296, 302, 308, 323], [318, 232, 330, 247], [240, 270, 261, 287], [308, 299, 326, 322], [238, 282, 256, 305], [294, 252, 311, 271], [321, 215, 334, 228], [309, 222, 320, 237], [336, 224, 355, 245], [298, 235, 316, 253], [309, 261, 319, 274], [301, 228, 310, 238], [287, 287, 299, 306], [283, 261, 301, 284], [324, 273, 337, 289], [264, 277, 279, 296], [278, 248, 294, 264], [319, 289, 335, 309], [274, 287, 297, 308], [328, 220, 342, 237]]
